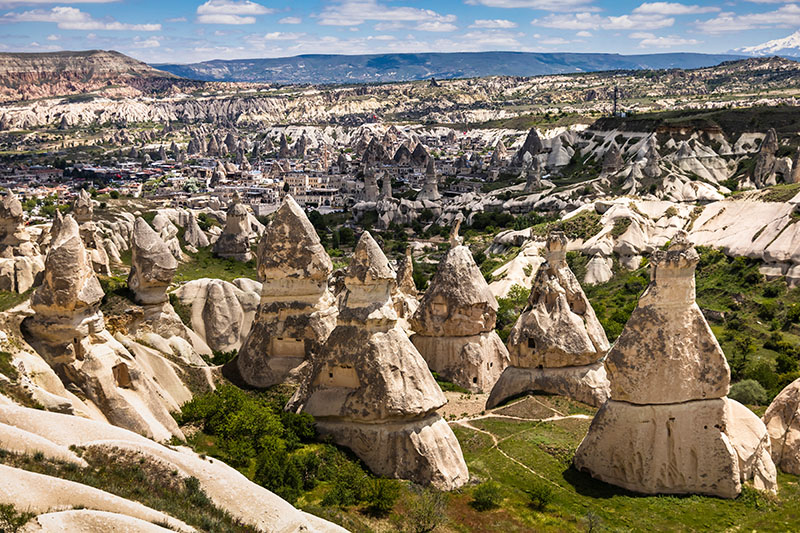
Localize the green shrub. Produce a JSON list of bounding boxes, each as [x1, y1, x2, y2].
[[364, 478, 402, 517], [321, 460, 370, 508], [405, 486, 448, 533], [527, 479, 554, 511], [0, 504, 34, 533], [729, 379, 768, 405], [471, 481, 502, 511]]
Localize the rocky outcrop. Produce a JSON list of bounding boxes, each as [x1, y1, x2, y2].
[[488, 232, 610, 408], [574, 233, 777, 498], [754, 128, 780, 187], [513, 128, 542, 166], [0, 192, 44, 293], [128, 218, 177, 306], [22, 215, 186, 441], [288, 232, 468, 490], [411, 233, 509, 393], [763, 378, 800, 475], [227, 196, 337, 387], [213, 195, 252, 262], [73, 189, 111, 276], [417, 158, 441, 202], [171, 278, 261, 354]]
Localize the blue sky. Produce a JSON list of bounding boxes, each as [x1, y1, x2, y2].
[[0, 0, 797, 63]]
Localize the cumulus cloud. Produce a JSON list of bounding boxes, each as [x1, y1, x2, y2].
[[464, 0, 599, 12], [634, 33, 702, 47], [316, 0, 456, 27], [694, 4, 800, 33], [279, 16, 302, 24], [0, 0, 116, 6], [417, 21, 458, 32], [532, 12, 674, 30], [470, 19, 518, 28], [132, 36, 160, 48], [1, 6, 161, 31], [196, 0, 272, 25], [634, 2, 720, 15]]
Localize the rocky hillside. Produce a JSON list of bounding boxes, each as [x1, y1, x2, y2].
[[0, 50, 186, 103]]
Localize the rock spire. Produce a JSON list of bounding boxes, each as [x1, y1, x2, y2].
[[226, 196, 338, 387], [288, 232, 468, 490], [213, 194, 253, 262], [487, 232, 610, 408], [574, 233, 777, 498]]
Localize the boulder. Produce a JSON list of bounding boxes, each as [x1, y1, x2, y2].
[[289, 232, 469, 490], [213, 195, 252, 262]]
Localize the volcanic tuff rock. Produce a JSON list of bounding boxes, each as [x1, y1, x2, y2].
[[171, 278, 261, 354], [411, 237, 509, 393], [227, 196, 338, 388], [513, 128, 543, 166], [763, 378, 800, 475], [574, 233, 777, 498], [0, 192, 44, 293], [128, 218, 178, 306], [488, 232, 610, 408], [213, 195, 253, 262], [288, 232, 469, 490]]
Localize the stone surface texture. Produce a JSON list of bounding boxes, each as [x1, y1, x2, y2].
[[288, 231, 468, 490]]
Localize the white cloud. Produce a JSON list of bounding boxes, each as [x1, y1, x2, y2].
[[316, 0, 456, 27], [0, 0, 117, 6], [279, 16, 302, 24], [576, 30, 592, 37], [539, 36, 571, 45], [260, 31, 305, 40], [464, 0, 599, 12], [470, 19, 518, 28], [532, 12, 674, 30], [1, 6, 161, 30], [46, 33, 59, 40], [417, 21, 458, 32], [634, 2, 720, 15], [132, 36, 160, 48], [637, 34, 701, 47], [165, 17, 187, 23], [694, 5, 800, 33], [196, 0, 272, 24]]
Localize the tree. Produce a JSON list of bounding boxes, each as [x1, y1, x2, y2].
[[405, 486, 448, 533]]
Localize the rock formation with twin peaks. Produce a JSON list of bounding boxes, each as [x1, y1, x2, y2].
[[411, 226, 509, 393], [128, 217, 178, 306], [573, 233, 777, 498], [487, 232, 611, 408], [226, 196, 338, 388], [288, 231, 469, 490], [0, 191, 44, 293], [213, 194, 252, 262], [72, 189, 111, 275]]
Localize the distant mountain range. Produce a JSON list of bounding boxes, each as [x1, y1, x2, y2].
[[737, 29, 800, 58], [154, 52, 746, 84]]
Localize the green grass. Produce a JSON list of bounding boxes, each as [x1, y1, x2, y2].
[[451, 405, 800, 533], [175, 246, 257, 283], [0, 290, 30, 312], [760, 183, 800, 203], [0, 448, 256, 532]]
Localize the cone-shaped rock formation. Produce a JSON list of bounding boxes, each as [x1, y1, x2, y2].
[[763, 378, 800, 475], [128, 217, 178, 306], [0, 192, 43, 293], [488, 232, 610, 408], [574, 233, 777, 498], [288, 232, 468, 490], [213, 195, 252, 262], [411, 232, 509, 393], [227, 196, 338, 388]]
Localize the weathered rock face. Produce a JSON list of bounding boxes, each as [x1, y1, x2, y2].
[[0, 192, 44, 293], [411, 243, 509, 393], [288, 232, 468, 490], [417, 158, 441, 203], [763, 377, 800, 474], [72, 189, 93, 224], [72, 189, 111, 276], [574, 233, 777, 498], [228, 196, 338, 388], [213, 196, 252, 262], [27, 215, 105, 347], [754, 128, 779, 187], [513, 128, 542, 166], [128, 218, 178, 305], [488, 232, 610, 408], [171, 278, 261, 354], [606, 237, 729, 404]]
